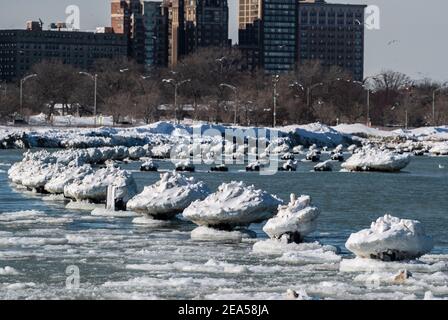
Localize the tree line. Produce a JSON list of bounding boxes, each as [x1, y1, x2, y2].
[[1, 46, 447, 127]]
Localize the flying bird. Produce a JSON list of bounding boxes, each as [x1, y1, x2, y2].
[[388, 40, 399, 46]]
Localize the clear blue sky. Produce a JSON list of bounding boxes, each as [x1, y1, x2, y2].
[[1, 0, 447, 82]]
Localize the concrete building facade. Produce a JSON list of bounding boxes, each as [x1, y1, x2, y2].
[[0, 27, 127, 81], [298, 0, 366, 81]]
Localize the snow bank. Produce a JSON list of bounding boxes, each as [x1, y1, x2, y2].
[[346, 214, 434, 261], [126, 172, 209, 219], [64, 165, 137, 204], [263, 194, 320, 243], [183, 181, 283, 228], [284, 123, 354, 147], [342, 147, 411, 172], [334, 124, 396, 138]]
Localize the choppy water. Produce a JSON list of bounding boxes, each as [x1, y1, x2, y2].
[[0, 150, 447, 300]]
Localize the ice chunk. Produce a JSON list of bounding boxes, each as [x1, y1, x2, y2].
[[140, 160, 158, 172], [44, 164, 93, 194], [190, 226, 243, 243], [263, 194, 320, 243], [0, 266, 21, 276], [345, 214, 434, 261], [64, 165, 137, 204], [127, 172, 209, 219], [314, 160, 333, 172], [342, 147, 411, 172], [340, 256, 448, 273], [183, 181, 283, 228], [429, 142, 448, 155]]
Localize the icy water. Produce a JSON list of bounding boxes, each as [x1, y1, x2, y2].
[[0, 150, 447, 300]]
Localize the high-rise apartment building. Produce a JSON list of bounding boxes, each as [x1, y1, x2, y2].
[[238, 0, 262, 29], [111, 0, 145, 63], [298, 0, 366, 81], [185, 0, 230, 55], [166, 0, 186, 67], [238, 0, 262, 71], [142, 1, 169, 67], [0, 27, 127, 81], [145, 0, 230, 68], [262, 0, 299, 73], [238, 0, 366, 79]]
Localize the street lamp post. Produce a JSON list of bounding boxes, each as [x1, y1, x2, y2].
[[338, 77, 378, 126], [272, 75, 280, 128], [20, 74, 38, 115], [79, 72, 98, 124], [403, 85, 414, 130], [432, 82, 448, 126], [220, 83, 238, 126], [162, 78, 191, 124], [216, 57, 226, 75]]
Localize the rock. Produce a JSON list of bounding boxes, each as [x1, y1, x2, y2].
[[429, 143, 448, 156], [413, 150, 425, 156], [292, 145, 304, 154], [263, 194, 320, 243], [345, 214, 434, 261], [342, 147, 411, 172], [331, 152, 344, 162], [64, 165, 137, 205], [281, 152, 295, 161], [306, 150, 320, 162], [279, 160, 297, 172], [175, 159, 195, 172], [183, 181, 283, 229], [140, 160, 159, 172], [393, 269, 412, 284], [246, 161, 262, 172], [286, 289, 299, 300], [314, 160, 333, 172], [126, 172, 209, 220], [45, 164, 93, 194], [210, 164, 229, 172]]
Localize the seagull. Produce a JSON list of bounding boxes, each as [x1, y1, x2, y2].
[[439, 164, 445, 169], [388, 40, 399, 46]]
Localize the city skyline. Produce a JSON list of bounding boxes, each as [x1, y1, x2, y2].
[[0, 0, 447, 81]]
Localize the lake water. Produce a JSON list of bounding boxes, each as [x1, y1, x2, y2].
[[0, 150, 447, 300]]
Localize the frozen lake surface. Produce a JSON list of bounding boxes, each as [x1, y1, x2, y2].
[[0, 150, 447, 300]]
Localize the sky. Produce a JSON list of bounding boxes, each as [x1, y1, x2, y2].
[[0, 0, 447, 82]]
